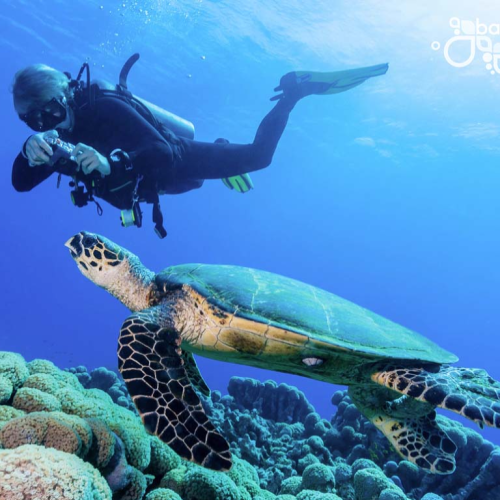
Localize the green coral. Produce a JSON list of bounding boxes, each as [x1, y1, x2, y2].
[[296, 491, 342, 500], [0, 375, 13, 403], [352, 459, 381, 475], [332, 461, 352, 484], [0, 444, 112, 500], [183, 466, 241, 500], [105, 405, 151, 470], [28, 358, 82, 390], [279, 476, 302, 496], [23, 372, 79, 396], [0, 352, 29, 389], [301, 463, 335, 493], [353, 468, 399, 500], [254, 490, 276, 500], [146, 435, 182, 477], [247, 481, 269, 499], [12, 387, 62, 412], [228, 455, 261, 488], [119, 466, 148, 500], [379, 489, 409, 500], [59, 386, 107, 417], [160, 465, 189, 494], [145, 489, 183, 500], [297, 453, 320, 473], [0, 406, 24, 426]]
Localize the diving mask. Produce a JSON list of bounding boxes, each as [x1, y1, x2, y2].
[[19, 96, 68, 132]]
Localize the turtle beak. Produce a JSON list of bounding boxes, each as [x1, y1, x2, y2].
[[65, 232, 84, 258]]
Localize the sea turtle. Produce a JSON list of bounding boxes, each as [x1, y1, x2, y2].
[[66, 231, 500, 474]]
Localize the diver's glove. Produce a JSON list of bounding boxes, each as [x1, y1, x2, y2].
[[222, 174, 254, 193]]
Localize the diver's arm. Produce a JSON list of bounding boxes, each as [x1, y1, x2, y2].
[[11, 152, 53, 192], [95, 97, 175, 177]]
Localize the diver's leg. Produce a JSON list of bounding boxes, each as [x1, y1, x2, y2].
[[175, 98, 296, 180]]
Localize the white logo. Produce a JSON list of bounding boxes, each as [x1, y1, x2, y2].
[[432, 18, 500, 74]]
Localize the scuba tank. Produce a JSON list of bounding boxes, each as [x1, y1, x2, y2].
[[90, 53, 195, 140]]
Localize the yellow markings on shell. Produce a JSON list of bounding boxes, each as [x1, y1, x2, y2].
[[180, 286, 349, 358], [198, 326, 221, 349], [217, 328, 266, 355], [229, 316, 268, 335]]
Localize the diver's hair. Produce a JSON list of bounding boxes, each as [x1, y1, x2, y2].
[[12, 64, 70, 113]]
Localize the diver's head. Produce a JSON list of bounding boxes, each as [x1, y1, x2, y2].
[[65, 232, 155, 311], [12, 64, 72, 132]]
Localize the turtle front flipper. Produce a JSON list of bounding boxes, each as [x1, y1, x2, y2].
[[371, 364, 500, 430], [181, 351, 211, 398], [349, 386, 457, 474], [118, 306, 232, 471]]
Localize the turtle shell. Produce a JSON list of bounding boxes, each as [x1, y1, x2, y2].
[[157, 264, 457, 364]]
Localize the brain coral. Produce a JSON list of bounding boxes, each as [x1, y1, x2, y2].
[[0, 444, 112, 500], [0, 412, 82, 455], [12, 386, 62, 412], [0, 351, 29, 390]]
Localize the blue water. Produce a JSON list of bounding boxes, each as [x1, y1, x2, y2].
[[2, 0, 500, 450]]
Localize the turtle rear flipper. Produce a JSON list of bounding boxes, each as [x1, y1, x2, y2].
[[349, 386, 457, 474], [118, 307, 232, 471], [371, 364, 500, 430], [372, 411, 456, 474]]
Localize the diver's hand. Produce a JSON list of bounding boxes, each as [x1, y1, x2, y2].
[[72, 143, 111, 176], [25, 130, 57, 166]]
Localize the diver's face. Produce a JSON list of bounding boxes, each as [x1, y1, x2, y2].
[[17, 95, 68, 132]]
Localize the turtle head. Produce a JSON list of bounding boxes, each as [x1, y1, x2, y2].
[[65, 231, 126, 284], [65, 231, 155, 311]]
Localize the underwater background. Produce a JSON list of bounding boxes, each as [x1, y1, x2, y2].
[[1, 2, 500, 497]]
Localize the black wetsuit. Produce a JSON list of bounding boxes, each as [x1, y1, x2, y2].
[[12, 94, 295, 210]]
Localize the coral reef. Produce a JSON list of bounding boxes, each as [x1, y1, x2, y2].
[[0, 352, 499, 500], [202, 380, 500, 500], [0, 352, 272, 500]]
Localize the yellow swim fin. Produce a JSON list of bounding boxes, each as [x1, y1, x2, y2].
[[222, 174, 254, 193], [271, 63, 389, 101]]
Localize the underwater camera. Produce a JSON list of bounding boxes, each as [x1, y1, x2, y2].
[[45, 137, 95, 208], [45, 136, 78, 172]]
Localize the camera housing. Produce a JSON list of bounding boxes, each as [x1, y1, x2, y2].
[[46, 137, 78, 172]]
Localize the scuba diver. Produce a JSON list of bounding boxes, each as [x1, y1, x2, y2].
[[11, 54, 388, 238]]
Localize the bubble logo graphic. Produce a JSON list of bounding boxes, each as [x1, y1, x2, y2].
[[432, 18, 500, 74]]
